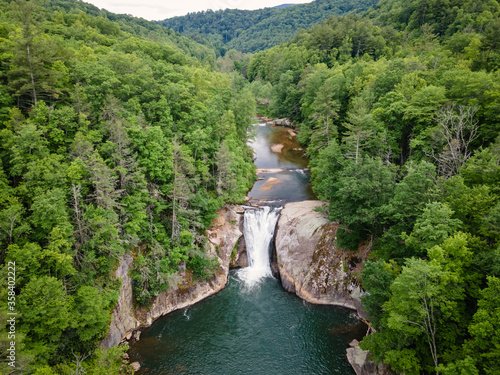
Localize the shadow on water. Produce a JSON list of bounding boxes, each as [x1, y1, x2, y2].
[[128, 273, 367, 375]]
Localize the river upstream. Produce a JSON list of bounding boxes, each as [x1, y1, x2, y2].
[[128, 122, 366, 374]]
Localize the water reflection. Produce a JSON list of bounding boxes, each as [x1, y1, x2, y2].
[[249, 123, 308, 169], [248, 123, 315, 202], [128, 273, 366, 375]]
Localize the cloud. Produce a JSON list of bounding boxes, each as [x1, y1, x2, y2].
[[85, 0, 312, 21]]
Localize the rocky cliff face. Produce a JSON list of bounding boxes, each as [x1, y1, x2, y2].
[[275, 201, 390, 374], [100, 252, 138, 348], [275, 200, 365, 312], [101, 204, 243, 348], [135, 204, 243, 326]]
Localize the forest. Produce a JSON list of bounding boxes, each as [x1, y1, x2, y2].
[[160, 0, 379, 54], [0, 0, 256, 373], [0, 0, 499, 373], [246, 0, 500, 373]]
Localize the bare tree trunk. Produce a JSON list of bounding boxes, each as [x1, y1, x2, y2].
[[431, 104, 479, 178], [26, 44, 37, 105], [72, 351, 89, 375], [326, 114, 330, 146], [171, 175, 177, 241], [71, 183, 85, 251], [423, 295, 440, 373], [147, 203, 155, 247], [421, 273, 440, 374], [171, 149, 178, 241], [355, 133, 360, 165]]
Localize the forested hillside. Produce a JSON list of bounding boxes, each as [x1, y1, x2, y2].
[[246, 0, 500, 373], [159, 0, 380, 54], [2, 0, 500, 373], [45, 0, 217, 63], [0, 0, 255, 372]]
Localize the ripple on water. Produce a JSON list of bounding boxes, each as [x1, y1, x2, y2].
[[128, 273, 366, 375], [127, 123, 364, 374]]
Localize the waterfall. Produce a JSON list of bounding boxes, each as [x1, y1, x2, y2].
[[237, 206, 281, 287]]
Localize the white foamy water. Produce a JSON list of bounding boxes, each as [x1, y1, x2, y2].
[[237, 206, 281, 287]]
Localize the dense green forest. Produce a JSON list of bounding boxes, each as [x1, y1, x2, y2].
[[246, 0, 500, 373], [46, 0, 218, 63], [159, 0, 379, 54], [1, 0, 500, 373], [0, 0, 256, 373]]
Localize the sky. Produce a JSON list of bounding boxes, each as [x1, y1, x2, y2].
[[84, 0, 313, 22]]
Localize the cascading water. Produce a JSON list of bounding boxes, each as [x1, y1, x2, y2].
[[127, 122, 367, 375], [237, 206, 281, 287]]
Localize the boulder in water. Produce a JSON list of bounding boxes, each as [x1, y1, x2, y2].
[[260, 177, 281, 191], [271, 143, 284, 153], [273, 118, 293, 127], [130, 361, 141, 372]]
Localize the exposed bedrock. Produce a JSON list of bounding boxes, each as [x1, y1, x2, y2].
[[347, 340, 396, 375], [275, 200, 367, 315], [100, 252, 139, 349], [101, 204, 243, 348]]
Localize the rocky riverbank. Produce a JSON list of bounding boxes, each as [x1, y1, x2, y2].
[[274, 200, 395, 375], [347, 340, 396, 375], [102, 199, 389, 374], [274, 200, 367, 314], [100, 204, 244, 348]]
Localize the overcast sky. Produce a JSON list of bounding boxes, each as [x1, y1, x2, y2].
[[84, 0, 313, 21]]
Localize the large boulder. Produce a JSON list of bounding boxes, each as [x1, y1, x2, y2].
[[273, 118, 293, 127], [275, 200, 363, 310], [130, 361, 141, 372]]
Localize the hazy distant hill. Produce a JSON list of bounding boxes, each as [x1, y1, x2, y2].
[[159, 0, 379, 54], [274, 3, 301, 8]]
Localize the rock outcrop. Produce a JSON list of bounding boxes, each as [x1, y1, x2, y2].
[[229, 234, 248, 268], [129, 362, 141, 372], [101, 204, 243, 347], [100, 252, 139, 348], [347, 340, 396, 375], [275, 200, 365, 311], [272, 118, 293, 127], [270, 143, 284, 153]]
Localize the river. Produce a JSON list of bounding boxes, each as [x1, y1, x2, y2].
[[247, 123, 315, 202], [128, 122, 366, 374]]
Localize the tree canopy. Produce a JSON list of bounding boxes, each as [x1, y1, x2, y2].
[[0, 0, 255, 372], [159, 0, 380, 54], [246, 0, 500, 372]]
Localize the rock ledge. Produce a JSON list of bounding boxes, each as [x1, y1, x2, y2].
[[100, 204, 243, 348], [275, 200, 364, 310]]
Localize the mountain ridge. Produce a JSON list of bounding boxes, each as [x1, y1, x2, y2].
[[159, 0, 380, 54], [274, 3, 303, 8]]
